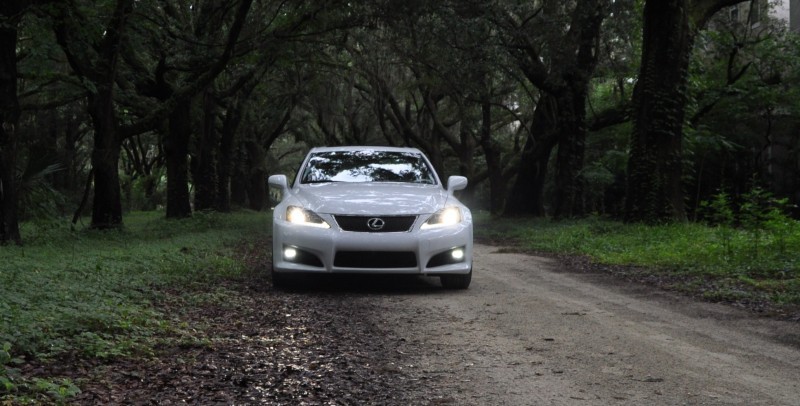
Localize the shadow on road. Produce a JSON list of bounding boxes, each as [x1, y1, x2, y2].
[[273, 273, 448, 295]]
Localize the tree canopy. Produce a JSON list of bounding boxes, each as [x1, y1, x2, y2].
[[1, 0, 798, 243]]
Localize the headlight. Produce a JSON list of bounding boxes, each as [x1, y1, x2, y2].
[[421, 207, 462, 229], [286, 206, 330, 228]]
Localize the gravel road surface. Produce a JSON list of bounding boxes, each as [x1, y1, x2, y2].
[[70, 242, 800, 405], [368, 244, 800, 405]]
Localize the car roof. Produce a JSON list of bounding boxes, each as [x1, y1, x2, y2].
[[308, 146, 425, 154]]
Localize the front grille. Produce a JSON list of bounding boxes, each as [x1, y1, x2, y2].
[[334, 251, 417, 268], [334, 215, 416, 232]]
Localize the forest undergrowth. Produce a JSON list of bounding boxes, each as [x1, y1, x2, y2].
[[0, 211, 270, 403]]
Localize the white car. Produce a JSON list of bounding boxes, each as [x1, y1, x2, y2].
[[268, 146, 473, 289]]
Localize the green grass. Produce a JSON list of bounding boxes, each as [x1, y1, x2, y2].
[[1, 210, 270, 402], [474, 212, 800, 306]]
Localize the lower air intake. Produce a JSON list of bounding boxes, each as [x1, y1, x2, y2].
[[334, 251, 417, 268]]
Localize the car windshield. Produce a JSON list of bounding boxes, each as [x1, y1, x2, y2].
[[300, 150, 436, 184]]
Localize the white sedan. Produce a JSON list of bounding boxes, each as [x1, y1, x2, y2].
[[268, 146, 473, 289]]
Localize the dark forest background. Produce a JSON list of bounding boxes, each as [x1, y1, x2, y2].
[[1, 0, 798, 244]]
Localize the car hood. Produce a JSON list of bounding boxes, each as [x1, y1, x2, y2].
[[291, 182, 448, 215]]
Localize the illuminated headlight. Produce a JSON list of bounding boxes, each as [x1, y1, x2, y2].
[[421, 207, 462, 230], [286, 206, 330, 228]]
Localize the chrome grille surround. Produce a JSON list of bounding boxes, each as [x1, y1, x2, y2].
[[334, 215, 417, 232]]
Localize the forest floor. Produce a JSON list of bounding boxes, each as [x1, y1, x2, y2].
[[41, 238, 800, 405]]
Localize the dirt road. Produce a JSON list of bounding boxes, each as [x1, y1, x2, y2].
[[367, 244, 800, 405], [71, 242, 800, 405]]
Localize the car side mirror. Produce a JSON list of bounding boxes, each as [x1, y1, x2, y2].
[[268, 174, 289, 201], [447, 176, 468, 195]]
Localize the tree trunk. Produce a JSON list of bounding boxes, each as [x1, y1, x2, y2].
[[548, 1, 606, 219], [0, 19, 21, 244], [60, 112, 80, 192], [0, 0, 57, 243], [193, 91, 218, 211], [230, 143, 248, 208], [504, 95, 559, 216], [625, 0, 748, 222], [244, 140, 267, 211], [54, 0, 253, 224], [552, 88, 588, 219], [52, 0, 134, 229], [505, 0, 607, 218], [216, 100, 245, 212], [165, 101, 192, 218], [88, 91, 124, 229], [625, 0, 694, 222], [480, 93, 505, 216]]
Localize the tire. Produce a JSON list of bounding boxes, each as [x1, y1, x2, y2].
[[440, 268, 472, 289], [271, 265, 288, 289]]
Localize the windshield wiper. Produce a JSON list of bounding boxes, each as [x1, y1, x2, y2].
[[303, 179, 340, 184]]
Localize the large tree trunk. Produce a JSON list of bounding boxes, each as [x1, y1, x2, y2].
[[0, 0, 54, 243], [89, 0, 133, 229], [0, 3, 23, 244], [625, 0, 747, 222], [552, 88, 588, 219], [88, 91, 124, 229], [0, 22, 21, 244], [625, 0, 694, 222]]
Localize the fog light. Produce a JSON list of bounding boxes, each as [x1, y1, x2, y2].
[[451, 248, 464, 260], [284, 247, 297, 260]]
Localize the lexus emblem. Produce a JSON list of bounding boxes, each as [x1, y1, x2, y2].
[[367, 217, 385, 231]]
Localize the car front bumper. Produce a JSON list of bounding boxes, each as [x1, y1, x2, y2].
[[272, 219, 473, 275]]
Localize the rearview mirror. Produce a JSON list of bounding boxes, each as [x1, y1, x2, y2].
[[268, 174, 289, 201], [447, 176, 468, 195]]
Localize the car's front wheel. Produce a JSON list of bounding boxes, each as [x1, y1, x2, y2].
[[440, 269, 472, 289], [271, 264, 288, 289]]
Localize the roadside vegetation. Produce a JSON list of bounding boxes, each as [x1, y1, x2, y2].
[[475, 189, 800, 310], [1, 198, 798, 403], [0, 211, 270, 404]]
